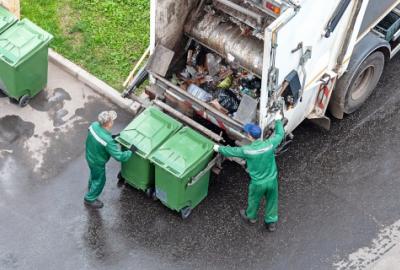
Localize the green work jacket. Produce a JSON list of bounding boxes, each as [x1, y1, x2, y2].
[[219, 120, 284, 183], [85, 122, 132, 167]]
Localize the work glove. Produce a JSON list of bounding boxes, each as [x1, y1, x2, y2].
[[130, 144, 138, 153], [213, 145, 220, 152], [274, 111, 283, 121], [112, 133, 120, 139]]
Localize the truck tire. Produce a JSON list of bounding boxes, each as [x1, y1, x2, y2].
[[345, 51, 384, 112], [330, 51, 385, 118], [329, 33, 389, 119]]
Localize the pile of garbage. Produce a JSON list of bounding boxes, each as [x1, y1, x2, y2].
[[171, 44, 261, 116]]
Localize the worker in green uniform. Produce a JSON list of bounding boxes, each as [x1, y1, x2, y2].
[[214, 113, 285, 232], [84, 110, 134, 209]]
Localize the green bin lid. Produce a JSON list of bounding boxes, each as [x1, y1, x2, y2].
[[0, 18, 53, 67], [116, 107, 183, 158], [150, 127, 214, 178], [0, 6, 17, 34]]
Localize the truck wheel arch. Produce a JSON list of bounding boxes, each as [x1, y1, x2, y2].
[[329, 33, 390, 119]]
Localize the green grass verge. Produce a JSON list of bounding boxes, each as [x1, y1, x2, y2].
[[21, 0, 150, 91]]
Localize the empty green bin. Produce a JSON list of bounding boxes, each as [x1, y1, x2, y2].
[[0, 6, 17, 34], [0, 19, 53, 106], [116, 107, 182, 195], [150, 127, 214, 218]]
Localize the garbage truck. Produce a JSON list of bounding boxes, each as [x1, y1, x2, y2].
[[125, 0, 400, 146], [120, 0, 400, 217]]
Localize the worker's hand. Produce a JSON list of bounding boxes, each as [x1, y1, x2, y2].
[[112, 133, 120, 139], [130, 144, 138, 153], [213, 145, 220, 152], [274, 111, 283, 121]]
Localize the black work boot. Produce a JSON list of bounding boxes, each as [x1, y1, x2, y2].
[[265, 222, 277, 232], [117, 172, 125, 188], [239, 209, 257, 224], [117, 177, 125, 188], [84, 199, 104, 209]]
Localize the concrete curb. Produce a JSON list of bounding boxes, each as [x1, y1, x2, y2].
[[48, 49, 141, 115]]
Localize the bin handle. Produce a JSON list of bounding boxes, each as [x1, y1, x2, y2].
[[0, 38, 21, 54], [0, 34, 36, 51], [187, 155, 221, 187], [1, 54, 13, 64], [0, 51, 17, 64], [119, 130, 144, 147], [0, 34, 42, 63], [115, 137, 131, 148]]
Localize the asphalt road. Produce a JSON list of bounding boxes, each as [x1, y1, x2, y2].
[[0, 56, 399, 270]]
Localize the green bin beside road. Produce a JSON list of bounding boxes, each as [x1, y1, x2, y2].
[[116, 107, 182, 196], [0, 6, 17, 34], [0, 18, 53, 107], [150, 127, 214, 218]]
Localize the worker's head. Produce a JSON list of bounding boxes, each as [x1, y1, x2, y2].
[[243, 123, 261, 140], [98, 110, 117, 130]]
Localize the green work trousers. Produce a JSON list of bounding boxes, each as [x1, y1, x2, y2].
[[245, 178, 278, 224], [85, 164, 106, 202]]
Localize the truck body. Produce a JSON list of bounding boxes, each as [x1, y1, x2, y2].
[[140, 0, 400, 144]]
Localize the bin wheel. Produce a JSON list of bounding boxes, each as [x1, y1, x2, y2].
[[180, 207, 192, 219], [19, 95, 31, 107], [0, 88, 6, 97], [145, 188, 157, 200], [117, 172, 125, 187], [151, 190, 158, 201]]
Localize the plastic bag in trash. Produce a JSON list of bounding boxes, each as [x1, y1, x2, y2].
[[186, 65, 198, 78], [206, 53, 221, 76], [188, 84, 213, 102], [171, 74, 179, 85], [217, 75, 233, 89], [200, 82, 216, 93], [240, 87, 258, 98], [189, 44, 202, 66], [215, 89, 240, 114], [240, 78, 261, 90]]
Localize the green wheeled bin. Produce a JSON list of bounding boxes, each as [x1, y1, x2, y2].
[[116, 107, 182, 197], [0, 19, 53, 107], [0, 6, 17, 34], [150, 127, 214, 219], [0, 5, 17, 98]]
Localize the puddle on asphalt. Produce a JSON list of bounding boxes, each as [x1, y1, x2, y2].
[[0, 115, 35, 146], [29, 88, 71, 111], [29, 88, 72, 127], [54, 109, 69, 127], [0, 116, 35, 175]]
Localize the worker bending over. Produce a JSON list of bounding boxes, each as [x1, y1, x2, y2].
[[214, 113, 284, 232], [84, 111, 134, 209]]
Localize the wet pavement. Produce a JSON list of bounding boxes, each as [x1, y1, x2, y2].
[[1, 56, 400, 270]]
